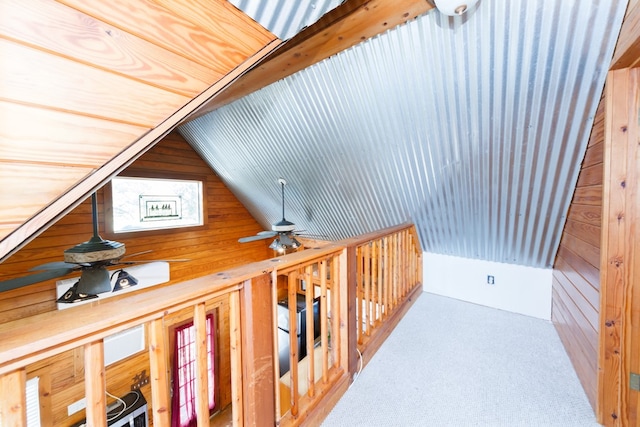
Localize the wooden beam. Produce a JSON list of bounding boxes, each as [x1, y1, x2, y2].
[[84, 340, 107, 426], [611, 0, 640, 69], [190, 0, 434, 116]]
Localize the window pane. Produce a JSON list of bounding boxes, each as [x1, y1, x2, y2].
[[111, 176, 203, 233]]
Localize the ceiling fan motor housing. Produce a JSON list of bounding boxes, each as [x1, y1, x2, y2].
[[272, 219, 296, 232], [63, 236, 125, 264]]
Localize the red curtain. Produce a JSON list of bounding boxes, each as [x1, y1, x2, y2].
[[171, 314, 216, 426]]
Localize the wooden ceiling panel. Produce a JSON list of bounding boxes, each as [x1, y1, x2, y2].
[[0, 102, 147, 167], [154, 0, 274, 54], [0, 164, 94, 234], [57, 0, 275, 70], [1, 39, 191, 127], [0, 0, 217, 97]]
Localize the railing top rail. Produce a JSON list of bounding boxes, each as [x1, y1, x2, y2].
[[338, 223, 422, 251], [0, 244, 347, 375]]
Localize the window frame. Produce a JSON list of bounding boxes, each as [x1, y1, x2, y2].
[[103, 169, 208, 239]]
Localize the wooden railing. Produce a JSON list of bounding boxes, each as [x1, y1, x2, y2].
[[346, 224, 423, 370], [0, 224, 421, 426], [274, 249, 348, 426]]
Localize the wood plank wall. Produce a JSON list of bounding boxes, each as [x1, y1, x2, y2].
[[551, 96, 604, 410], [0, 131, 271, 425]]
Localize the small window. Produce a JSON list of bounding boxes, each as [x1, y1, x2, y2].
[[171, 314, 217, 426], [109, 175, 204, 234]]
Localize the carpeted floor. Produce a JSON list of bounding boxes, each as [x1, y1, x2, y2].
[[322, 292, 600, 427]]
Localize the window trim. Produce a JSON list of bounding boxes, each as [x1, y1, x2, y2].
[[103, 169, 208, 239]]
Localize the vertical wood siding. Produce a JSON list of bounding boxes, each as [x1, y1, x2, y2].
[[0, 131, 270, 424], [552, 96, 604, 410]]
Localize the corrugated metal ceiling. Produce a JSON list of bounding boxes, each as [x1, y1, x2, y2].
[[179, 0, 626, 268], [229, 0, 345, 40]]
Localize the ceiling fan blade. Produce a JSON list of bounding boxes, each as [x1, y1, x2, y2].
[[30, 261, 80, 271], [0, 268, 75, 292], [257, 230, 278, 236], [239, 233, 276, 243], [117, 258, 191, 264], [120, 249, 153, 259]]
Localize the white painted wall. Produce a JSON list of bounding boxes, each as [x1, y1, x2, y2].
[[423, 253, 552, 320]]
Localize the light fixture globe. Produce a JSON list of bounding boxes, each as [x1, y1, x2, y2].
[[269, 234, 301, 254], [434, 0, 478, 16]]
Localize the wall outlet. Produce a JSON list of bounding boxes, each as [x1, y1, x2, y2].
[[487, 275, 495, 285]]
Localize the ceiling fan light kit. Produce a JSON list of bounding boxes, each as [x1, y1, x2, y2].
[[76, 265, 113, 295], [112, 269, 139, 292], [238, 178, 306, 254], [269, 234, 302, 254]]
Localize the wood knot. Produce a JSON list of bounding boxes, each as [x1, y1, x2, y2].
[[621, 125, 627, 132], [605, 320, 613, 327], [621, 180, 626, 188], [612, 413, 618, 420]]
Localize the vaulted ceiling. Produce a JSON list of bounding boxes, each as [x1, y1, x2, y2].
[[179, 0, 627, 268], [0, 0, 638, 270]]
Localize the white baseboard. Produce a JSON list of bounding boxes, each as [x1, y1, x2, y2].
[[423, 253, 552, 320]]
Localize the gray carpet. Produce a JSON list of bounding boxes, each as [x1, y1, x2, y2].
[[322, 292, 600, 427]]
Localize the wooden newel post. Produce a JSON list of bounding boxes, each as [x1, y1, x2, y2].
[[240, 273, 275, 426]]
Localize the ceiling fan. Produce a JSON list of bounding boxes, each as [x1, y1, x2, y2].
[[239, 178, 303, 253], [0, 192, 188, 302]]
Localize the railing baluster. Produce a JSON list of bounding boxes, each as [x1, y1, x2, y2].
[[305, 264, 315, 398], [363, 243, 371, 337], [376, 239, 383, 323], [0, 369, 26, 426], [149, 318, 170, 427], [288, 272, 299, 417], [320, 259, 329, 382], [358, 246, 364, 344], [229, 290, 243, 426], [332, 255, 342, 369], [272, 269, 283, 421], [194, 303, 210, 426]]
